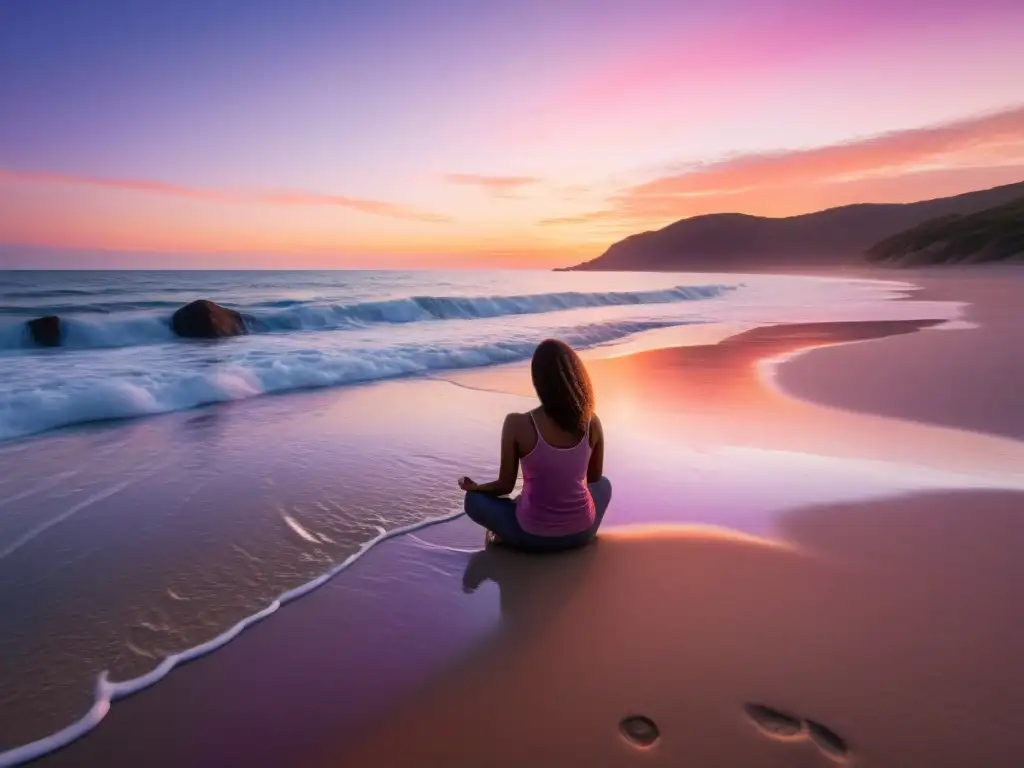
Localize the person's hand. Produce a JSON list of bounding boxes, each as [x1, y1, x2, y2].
[[458, 476, 478, 492]]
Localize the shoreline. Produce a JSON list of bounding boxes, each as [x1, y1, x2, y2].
[[0, 268, 957, 446], [769, 269, 1024, 441], [7, 268, 1021, 767], [0, 509, 469, 768]]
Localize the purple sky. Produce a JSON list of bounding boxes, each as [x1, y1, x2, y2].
[[1, 0, 1022, 268]]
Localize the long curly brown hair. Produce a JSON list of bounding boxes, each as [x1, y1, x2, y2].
[[530, 339, 595, 436]]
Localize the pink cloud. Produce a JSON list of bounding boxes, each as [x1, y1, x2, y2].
[[539, 106, 1024, 227], [630, 107, 1024, 197], [0, 168, 450, 223], [537, 210, 616, 227], [445, 173, 542, 192], [510, 1, 1024, 149], [515, 5, 894, 141]]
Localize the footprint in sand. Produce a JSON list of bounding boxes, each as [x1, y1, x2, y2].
[[806, 719, 849, 761], [619, 715, 660, 748], [743, 704, 804, 738], [744, 704, 850, 762]]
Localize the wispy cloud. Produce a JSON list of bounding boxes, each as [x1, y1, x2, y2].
[[0, 169, 451, 223], [445, 173, 542, 193], [628, 106, 1024, 197], [537, 210, 616, 227], [538, 106, 1024, 227]]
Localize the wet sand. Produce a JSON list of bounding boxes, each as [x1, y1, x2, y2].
[[31, 269, 1024, 768], [333, 271, 1024, 768], [775, 269, 1024, 441], [337, 489, 1024, 768]]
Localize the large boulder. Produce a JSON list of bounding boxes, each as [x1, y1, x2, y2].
[[27, 315, 63, 347], [171, 300, 248, 339]]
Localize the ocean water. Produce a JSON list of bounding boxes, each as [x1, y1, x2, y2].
[[0, 269, 977, 764], [0, 270, 955, 442]]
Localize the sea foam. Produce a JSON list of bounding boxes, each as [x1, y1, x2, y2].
[[0, 318, 703, 441], [0, 507, 468, 768], [253, 283, 733, 329], [0, 284, 733, 351]]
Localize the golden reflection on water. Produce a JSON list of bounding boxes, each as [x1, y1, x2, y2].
[[450, 319, 1024, 481], [598, 523, 801, 552]]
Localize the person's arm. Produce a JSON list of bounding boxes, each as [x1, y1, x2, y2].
[[459, 414, 520, 496], [586, 413, 604, 484]]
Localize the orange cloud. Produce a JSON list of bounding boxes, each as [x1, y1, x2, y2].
[[538, 105, 1024, 228], [0, 168, 450, 223], [445, 173, 542, 192], [633, 106, 1024, 197], [537, 210, 616, 227]]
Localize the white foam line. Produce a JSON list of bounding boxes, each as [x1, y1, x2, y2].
[[0, 481, 131, 564], [0, 507, 468, 768], [0, 470, 81, 508], [427, 375, 534, 399], [405, 533, 481, 554], [281, 514, 322, 544]]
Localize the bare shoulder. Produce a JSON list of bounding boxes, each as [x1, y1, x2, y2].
[[589, 412, 604, 444], [503, 411, 537, 454], [503, 411, 533, 436]]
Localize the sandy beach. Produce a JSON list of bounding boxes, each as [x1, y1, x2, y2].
[[5, 2, 1024, 765], [15, 268, 1020, 768]]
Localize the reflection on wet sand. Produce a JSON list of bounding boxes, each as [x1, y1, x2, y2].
[[448, 319, 940, 406], [0, 380, 523, 751], [449, 319, 1024, 478], [338, 489, 1024, 768]]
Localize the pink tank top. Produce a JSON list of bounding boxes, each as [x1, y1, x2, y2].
[[515, 413, 596, 537]]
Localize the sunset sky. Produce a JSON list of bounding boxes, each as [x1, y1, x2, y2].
[[1, 0, 1023, 269]]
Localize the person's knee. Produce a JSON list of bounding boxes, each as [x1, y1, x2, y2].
[[463, 492, 485, 523], [591, 476, 612, 506]]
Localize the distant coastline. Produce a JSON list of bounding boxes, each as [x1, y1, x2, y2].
[[560, 181, 1024, 272]]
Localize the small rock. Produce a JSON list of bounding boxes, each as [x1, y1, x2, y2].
[[619, 715, 659, 747], [171, 300, 247, 339], [27, 315, 63, 347]]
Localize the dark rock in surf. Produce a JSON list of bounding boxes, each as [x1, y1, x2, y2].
[[27, 315, 63, 347], [171, 300, 248, 339]]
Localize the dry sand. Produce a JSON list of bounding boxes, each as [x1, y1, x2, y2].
[[37, 269, 1024, 768]]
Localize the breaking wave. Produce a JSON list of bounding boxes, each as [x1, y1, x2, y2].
[[0, 284, 734, 352], [0, 318, 703, 441]]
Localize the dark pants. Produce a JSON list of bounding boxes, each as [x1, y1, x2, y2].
[[464, 477, 612, 553]]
